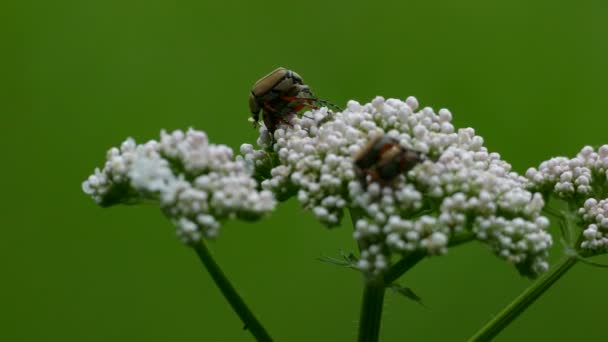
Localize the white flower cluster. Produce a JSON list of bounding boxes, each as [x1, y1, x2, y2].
[[241, 96, 551, 277], [526, 145, 608, 253], [526, 145, 608, 198], [579, 199, 608, 251], [83, 129, 276, 243]]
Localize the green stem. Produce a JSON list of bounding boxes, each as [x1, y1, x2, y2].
[[358, 278, 386, 342], [384, 232, 474, 285], [349, 208, 387, 342], [467, 256, 578, 342], [449, 231, 476, 247], [384, 250, 426, 284], [193, 240, 273, 342]]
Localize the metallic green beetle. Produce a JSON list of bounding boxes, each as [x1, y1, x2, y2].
[[354, 135, 424, 186], [249, 67, 339, 134]]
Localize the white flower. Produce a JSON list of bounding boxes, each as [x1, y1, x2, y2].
[[83, 129, 276, 243], [242, 96, 551, 278], [578, 198, 608, 252], [526, 145, 608, 198], [527, 145, 608, 253]]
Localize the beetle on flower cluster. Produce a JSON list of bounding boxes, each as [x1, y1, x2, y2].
[[82, 68, 608, 342], [241, 95, 552, 278], [249, 67, 340, 134], [354, 135, 425, 187]]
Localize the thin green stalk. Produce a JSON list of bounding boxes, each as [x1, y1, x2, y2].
[[384, 250, 426, 284], [449, 232, 476, 247], [358, 278, 386, 342], [350, 208, 387, 342], [384, 232, 474, 285], [467, 256, 578, 342], [193, 240, 272, 342]]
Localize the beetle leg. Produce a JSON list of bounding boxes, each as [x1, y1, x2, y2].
[[314, 98, 342, 111], [262, 112, 277, 135], [281, 96, 319, 112], [301, 102, 319, 109], [283, 96, 333, 112], [290, 103, 317, 113], [281, 96, 316, 103]]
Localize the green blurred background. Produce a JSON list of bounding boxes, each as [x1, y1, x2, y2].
[[3, 0, 608, 341]]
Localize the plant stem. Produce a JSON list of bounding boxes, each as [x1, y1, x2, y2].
[[193, 240, 273, 342], [467, 256, 578, 342], [349, 208, 387, 342], [358, 278, 386, 342], [383, 232, 474, 285], [384, 250, 426, 284]]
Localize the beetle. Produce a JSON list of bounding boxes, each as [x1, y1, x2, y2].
[[249, 67, 339, 134], [354, 135, 424, 186]]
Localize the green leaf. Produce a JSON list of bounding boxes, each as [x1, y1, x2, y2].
[[317, 250, 359, 270], [388, 283, 425, 307]]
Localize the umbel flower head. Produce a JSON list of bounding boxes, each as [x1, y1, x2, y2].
[[82, 129, 276, 243], [526, 145, 608, 254], [241, 96, 552, 278]]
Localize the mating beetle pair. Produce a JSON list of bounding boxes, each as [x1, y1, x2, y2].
[[249, 67, 339, 134], [354, 135, 425, 186]]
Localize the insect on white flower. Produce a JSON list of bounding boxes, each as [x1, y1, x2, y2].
[[241, 96, 552, 278]]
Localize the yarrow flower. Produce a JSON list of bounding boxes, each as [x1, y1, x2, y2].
[[527, 145, 608, 254], [83, 129, 276, 243], [241, 96, 552, 278]]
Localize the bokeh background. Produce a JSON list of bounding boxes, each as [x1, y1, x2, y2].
[[3, 0, 608, 341]]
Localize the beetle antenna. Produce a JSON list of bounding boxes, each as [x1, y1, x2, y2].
[[289, 95, 342, 111], [314, 98, 342, 111]]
